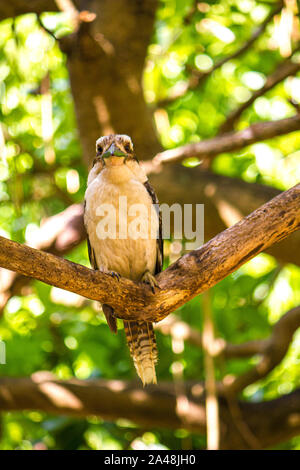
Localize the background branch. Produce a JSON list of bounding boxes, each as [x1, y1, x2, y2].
[[146, 114, 300, 169], [0, 372, 298, 449]]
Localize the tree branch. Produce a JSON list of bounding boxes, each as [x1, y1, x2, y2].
[[0, 372, 299, 449], [0, 184, 298, 322], [159, 306, 300, 407], [145, 114, 300, 170]]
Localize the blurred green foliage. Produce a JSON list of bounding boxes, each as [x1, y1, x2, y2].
[[0, 0, 299, 450]]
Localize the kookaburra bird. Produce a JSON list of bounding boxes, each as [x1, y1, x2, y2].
[[84, 134, 163, 385]]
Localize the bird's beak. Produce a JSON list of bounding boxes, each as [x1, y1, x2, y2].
[[102, 143, 127, 158]]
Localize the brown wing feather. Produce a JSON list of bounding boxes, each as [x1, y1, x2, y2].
[[84, 200, 98, 271], [84, 202, 117, 333], [143, 180, 163, 274], [87, 234, 98, 270]]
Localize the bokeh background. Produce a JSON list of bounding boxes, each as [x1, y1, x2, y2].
[[0, 0, 299, 450]]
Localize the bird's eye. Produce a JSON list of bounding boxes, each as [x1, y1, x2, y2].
[[97, 145, 103, 154], [124, 143, 131, 153]]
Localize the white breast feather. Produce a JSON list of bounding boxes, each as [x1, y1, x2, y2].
[[84, 162, 158, 281]]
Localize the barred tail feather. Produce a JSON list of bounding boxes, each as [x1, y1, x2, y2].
[[123, 320, 158, 386]]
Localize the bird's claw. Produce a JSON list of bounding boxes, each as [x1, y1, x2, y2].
[[106, 270, 121, 281], [141, 270, 160, 293]]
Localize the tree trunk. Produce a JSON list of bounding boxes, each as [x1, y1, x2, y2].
[[62, 0, 161, 165]]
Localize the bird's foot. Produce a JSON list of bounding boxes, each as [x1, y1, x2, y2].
[[104, 270, 121, 281], [141, 270, 159, 293]]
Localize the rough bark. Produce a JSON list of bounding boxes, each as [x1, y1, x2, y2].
[[0, 184, 298, 322], [0, 372, 298, 449]]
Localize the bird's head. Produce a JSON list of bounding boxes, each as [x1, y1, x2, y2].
[[94, 134, 135, 168], [87, 134, 146, 186]]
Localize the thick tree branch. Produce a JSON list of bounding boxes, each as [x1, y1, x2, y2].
[[0, 372, 299, 449], [145, 115, 300, 169], [0, 184, 298, 322]]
